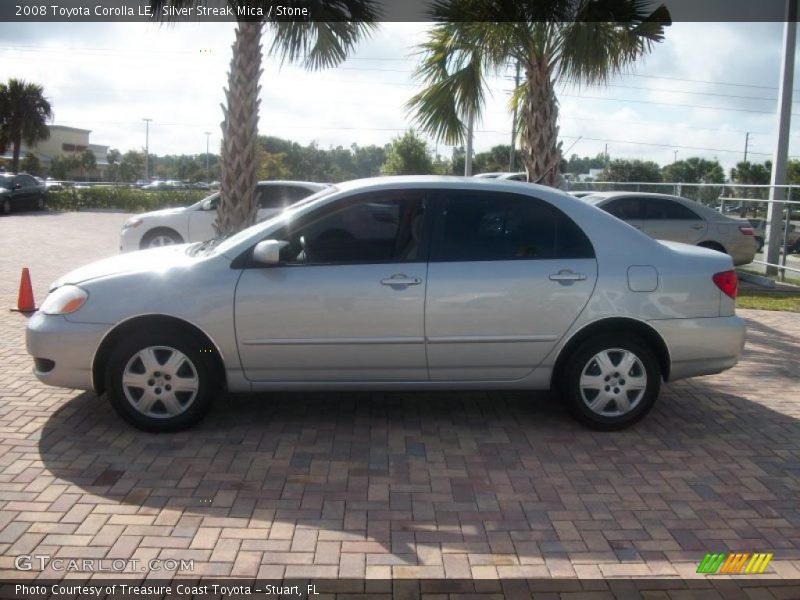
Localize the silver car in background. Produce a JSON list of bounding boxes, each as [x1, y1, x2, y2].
[[120, 180, 329, 251], [584, 192, 757, 266], [27, 177, 745, 432]]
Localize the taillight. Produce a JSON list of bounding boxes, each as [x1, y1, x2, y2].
[[739, 225, 754, 236], [713, 270, 738, 299]]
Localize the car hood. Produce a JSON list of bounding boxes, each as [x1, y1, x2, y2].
[[51, 245, 196, 289], [138, 206, 189, 219]]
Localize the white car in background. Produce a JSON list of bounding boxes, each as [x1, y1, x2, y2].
[[120, 181, 329, 252]]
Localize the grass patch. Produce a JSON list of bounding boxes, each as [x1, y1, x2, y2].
[[737, 293, 800, 312]]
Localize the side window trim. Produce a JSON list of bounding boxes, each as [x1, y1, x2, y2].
[[236, 189, 434, 268], [429, 190, 595, 263]]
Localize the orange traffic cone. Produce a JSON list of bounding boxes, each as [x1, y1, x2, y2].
[[13, 268, 37, 313]]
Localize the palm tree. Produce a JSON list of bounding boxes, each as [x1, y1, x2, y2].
[[0, 79, 53, 174], [151, 3, 379, 235], [406, 1, 670, 186]]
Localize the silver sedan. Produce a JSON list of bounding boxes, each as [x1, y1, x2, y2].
[[584, 192, 757, 266], [27, 177, 746, 432]]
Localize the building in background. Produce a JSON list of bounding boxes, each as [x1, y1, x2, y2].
[[0, 125, 110, 179]]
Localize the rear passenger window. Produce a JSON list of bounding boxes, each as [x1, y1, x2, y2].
[[433, 192, 594, 262], [643, 198, 699, 220]]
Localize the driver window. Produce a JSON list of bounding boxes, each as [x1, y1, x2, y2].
[[278, 192, 426, 265]]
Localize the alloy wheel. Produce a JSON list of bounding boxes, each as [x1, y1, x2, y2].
[[148, 235, 177, 248], [579, 348, 647, 417], [122, 346, 199, 419]]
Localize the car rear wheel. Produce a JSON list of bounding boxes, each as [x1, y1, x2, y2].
[[106, 330, 217, 432], [141, 228, 183, 249], [1, 198, 11, 214], [560, 335, 661, 430]]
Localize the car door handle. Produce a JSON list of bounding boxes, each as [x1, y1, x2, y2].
[[380, 274, 422, 287], [691, 223, 705, 229], [549, 270, 587, 282]]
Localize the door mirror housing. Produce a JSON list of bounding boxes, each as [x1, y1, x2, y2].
[[201, 198, 215, 211], [252, 239, 286, 265]]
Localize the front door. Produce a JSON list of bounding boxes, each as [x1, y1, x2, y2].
[[425, 191, 597, 381], [234, 190, 430, 382]]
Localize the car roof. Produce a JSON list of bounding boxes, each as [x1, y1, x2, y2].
[[256, 180, 328, 187], [324, 175, 579, 203], [585, 190, 739, 221]]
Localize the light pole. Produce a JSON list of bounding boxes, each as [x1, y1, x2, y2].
[[204, 131, 211, 183], [142, 118, 152, 181], [673, 149, 678, 164]]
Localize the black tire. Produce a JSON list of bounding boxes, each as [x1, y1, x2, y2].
[[105, 328, 218, 432], [560, 334, 661, 431], [36, 194, 45, 211], [754, 236, 764, 252], [1, 198, 11, 215], [140, 228, 184, 249]]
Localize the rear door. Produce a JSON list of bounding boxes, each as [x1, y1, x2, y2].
[[642, 197, 707, 244], [424, 190, 597, 381]]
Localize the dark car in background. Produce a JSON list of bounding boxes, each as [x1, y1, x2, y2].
[[0, 173, 46, 214]]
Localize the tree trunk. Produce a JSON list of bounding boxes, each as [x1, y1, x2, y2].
[[216, 20, 263, 236], [519, 56, 562, 187], [12, 134, 22, 173]]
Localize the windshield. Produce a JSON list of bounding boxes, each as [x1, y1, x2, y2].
[[195, 185, 339, 257]]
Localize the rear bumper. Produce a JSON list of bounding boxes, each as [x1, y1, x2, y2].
[[26, 311, 109, 391], [649, 315, 746, 381], [729, 237, 757, 266]]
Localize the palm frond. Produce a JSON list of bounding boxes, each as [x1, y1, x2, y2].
[[553, 0, 670, 85], [268, 0, 380, 70], [405, 20, 518, 145]]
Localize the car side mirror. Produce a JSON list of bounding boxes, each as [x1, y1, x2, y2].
[[201, 199, 214, 211], [12, 183, 21, 190], [252, 239, 287, 265]]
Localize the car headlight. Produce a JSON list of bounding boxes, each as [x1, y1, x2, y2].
[[40, 285, 89, 315], [122, 217, 143, 230]]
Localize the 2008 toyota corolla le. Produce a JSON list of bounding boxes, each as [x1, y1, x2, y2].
[[27, 176, 746, 432]]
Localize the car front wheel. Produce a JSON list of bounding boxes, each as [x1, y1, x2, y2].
[[1, 198, 11, 214], [561, 335, 661, 430], [141, 228, 184, 249], [106, 330, 217, 432]]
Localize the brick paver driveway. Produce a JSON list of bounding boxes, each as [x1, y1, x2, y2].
[[0, 212, 799, 587]]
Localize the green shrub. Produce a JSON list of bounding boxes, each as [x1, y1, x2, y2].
[[45, 187, 208, 213]]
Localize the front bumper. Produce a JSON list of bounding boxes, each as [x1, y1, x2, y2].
[[119, 226, 143, 253], [26, 312, 110, 391], [650, 315, 746, 381]]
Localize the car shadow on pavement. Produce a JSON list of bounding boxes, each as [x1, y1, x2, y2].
[[38, 376, 800, 567]]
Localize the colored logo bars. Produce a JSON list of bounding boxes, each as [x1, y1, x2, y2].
[[697, 552, 774, 574]]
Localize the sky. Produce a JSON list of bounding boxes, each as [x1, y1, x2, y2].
[[1, 20, 799, 174]]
